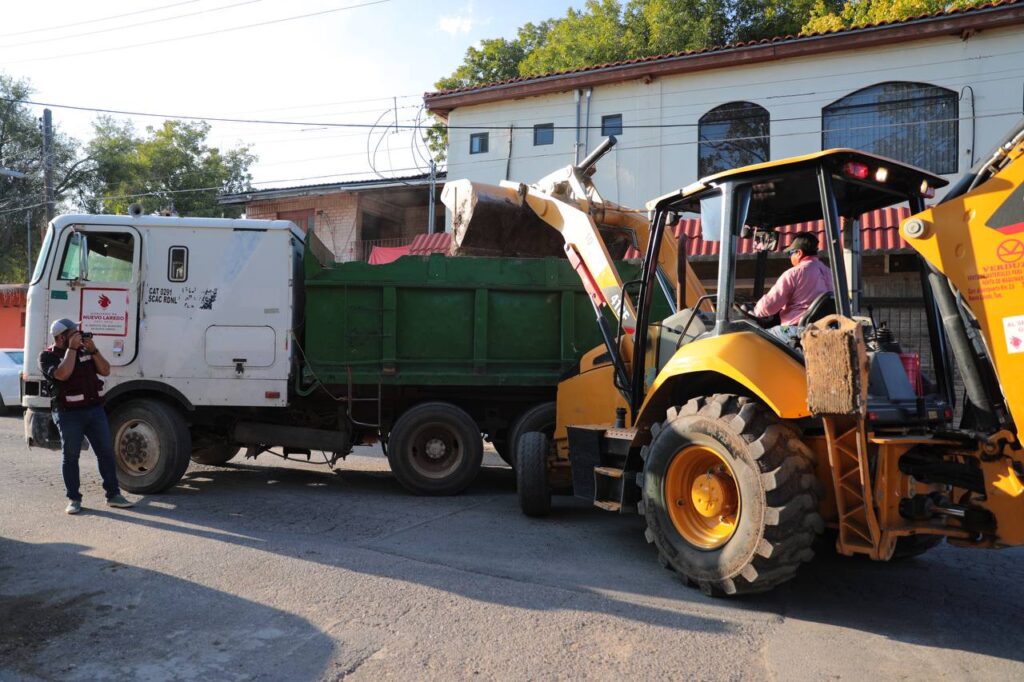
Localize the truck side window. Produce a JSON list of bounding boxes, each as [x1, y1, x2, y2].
[[57, 231, 135, 282], [168, 246, 188, 282]]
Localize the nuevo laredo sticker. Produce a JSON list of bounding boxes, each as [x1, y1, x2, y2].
[[80, 288, 129, 337], [1004, 315, 1024, 355]]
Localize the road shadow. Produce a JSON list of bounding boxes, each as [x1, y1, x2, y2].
[[103, 459, 1024, 663], [0, 536, 338, 680], [100, 459, 734, 637]]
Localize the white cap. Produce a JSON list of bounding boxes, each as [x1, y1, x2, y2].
[[50, 318, 78, 337]]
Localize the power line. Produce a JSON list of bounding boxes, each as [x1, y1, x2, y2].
[[6, 0, 392, 65], [9, 52, 1024, 133], [0, 0, 201, 39], [0, 0, 264, 49]]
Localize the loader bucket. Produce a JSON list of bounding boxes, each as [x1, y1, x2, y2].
[[441, 179, 568, 258]]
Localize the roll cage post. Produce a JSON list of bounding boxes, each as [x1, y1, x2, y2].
[[816, 165, 854, 319]]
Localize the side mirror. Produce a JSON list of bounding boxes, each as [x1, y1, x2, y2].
[[79, 234, 89, 281]]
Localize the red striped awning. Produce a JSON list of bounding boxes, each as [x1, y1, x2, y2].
[[408, 232, 451, 255], [674, 207, 913, 258]]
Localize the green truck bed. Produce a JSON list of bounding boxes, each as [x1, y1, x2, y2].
[[302, 237, 638, 387]]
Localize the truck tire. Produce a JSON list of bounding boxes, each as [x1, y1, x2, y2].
[[109, 399, 192, 494], [516, 431, 551, 517], [386, 402, 483, 496], [640, 394, 823, 596], [190, 444, 240, 466], [506, 402, 556, 469]]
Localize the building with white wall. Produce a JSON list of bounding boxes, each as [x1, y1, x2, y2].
[[425, 1, 1024, 210]]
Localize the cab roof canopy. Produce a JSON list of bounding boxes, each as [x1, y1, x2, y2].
[[651, 149, 949, 229]]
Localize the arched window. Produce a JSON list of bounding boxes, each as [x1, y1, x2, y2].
[[822, 82, 958, 174], [698, 102, 770, 178]]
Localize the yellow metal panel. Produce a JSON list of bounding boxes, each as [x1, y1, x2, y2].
[[553, 361, 628, 459], [640, 331, 810, 420], [901, 142, 1024, 430]]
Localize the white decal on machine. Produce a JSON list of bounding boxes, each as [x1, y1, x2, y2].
[[80, 288, 129, 337], [1004, 315, 1024, 354]]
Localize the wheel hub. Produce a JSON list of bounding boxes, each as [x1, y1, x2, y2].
[[690, 469, 737, 518], [115, 420, 161, 474], [664, 444, 741, 550], [424, 438, 447, 460]]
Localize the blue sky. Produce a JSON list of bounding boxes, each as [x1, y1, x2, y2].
[[2, 0, 583, 188]]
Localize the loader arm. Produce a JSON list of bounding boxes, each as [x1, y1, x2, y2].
[[901, 121, 1024, 433]]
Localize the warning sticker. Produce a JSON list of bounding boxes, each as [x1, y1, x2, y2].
[[997, 239, 1024, 264], [1004, 315, 1024, 355], [80, 288, 129, 337], [966, 241, 1024, 303]]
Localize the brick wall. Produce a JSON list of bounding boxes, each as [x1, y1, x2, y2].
[[245, 190, 441, 262], [247, 194, 360, 261]]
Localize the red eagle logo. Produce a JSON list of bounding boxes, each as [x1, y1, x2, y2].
[[98, 294, 111, 309]]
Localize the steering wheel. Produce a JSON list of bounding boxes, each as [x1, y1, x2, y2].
[[733, 301, 761, 321], [733, 302, 778, 329]]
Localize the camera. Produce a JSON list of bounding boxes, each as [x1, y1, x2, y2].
[[80, 332, 93, 340]]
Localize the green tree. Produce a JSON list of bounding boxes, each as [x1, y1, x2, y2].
[[84, 117, 256, 218], [0, 75, 89, 283], [803, 0, 986, 33]]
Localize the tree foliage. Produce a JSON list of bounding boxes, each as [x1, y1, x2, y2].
[[803, 0, 988, 34], [84, 118, 256, 218], [0, 75, 88, 282]]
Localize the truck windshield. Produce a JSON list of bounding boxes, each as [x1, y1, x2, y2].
[[30, 225, 54, 285]]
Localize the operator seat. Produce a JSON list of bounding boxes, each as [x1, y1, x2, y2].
[[797, 291, 836, 326]]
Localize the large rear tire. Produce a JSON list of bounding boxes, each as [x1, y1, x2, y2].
[[640, 394, 823, 596], [387, 402, 483, 496], [516, 431, 552, 517], [190, 444, 240, 466], [506, 402, 556, 469], [109, 399, 192, 494]]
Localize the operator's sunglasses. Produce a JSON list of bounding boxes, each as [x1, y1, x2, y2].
[[783, 247, 800, 256]]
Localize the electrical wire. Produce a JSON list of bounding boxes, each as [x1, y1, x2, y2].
[[8, 63, 1024, 131], [0, 0, 201, 39], [0, 0, 264, 49], [6, 0, 392, 65]]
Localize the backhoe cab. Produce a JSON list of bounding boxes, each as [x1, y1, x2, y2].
[[453, 123, 1024, 596]]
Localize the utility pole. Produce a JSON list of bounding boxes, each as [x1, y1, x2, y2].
[[26, 211, 32, 275], [42, 109, 55, 225], [427, 160, 436, 234]]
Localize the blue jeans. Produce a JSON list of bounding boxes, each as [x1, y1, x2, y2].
[[53, 405, 121, 501]]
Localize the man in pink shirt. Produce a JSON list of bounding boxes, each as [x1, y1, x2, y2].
[[753, 233, 833, 327]]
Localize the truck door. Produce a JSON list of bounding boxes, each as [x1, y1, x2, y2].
[[48, 225, 141, 366]]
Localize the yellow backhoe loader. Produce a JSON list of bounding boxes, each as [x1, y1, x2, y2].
[[445, 121, 1024, 596]]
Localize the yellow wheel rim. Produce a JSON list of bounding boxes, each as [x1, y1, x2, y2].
[[665, 445, 740, 550]]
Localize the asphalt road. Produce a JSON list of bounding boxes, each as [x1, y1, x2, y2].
[[2, 412, 1023, 681]]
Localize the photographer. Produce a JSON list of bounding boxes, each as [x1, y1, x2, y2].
[[39, 319, 133, 514]]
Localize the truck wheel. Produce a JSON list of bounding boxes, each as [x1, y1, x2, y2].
[[386, 402, 483, 496], [640, 394, 823, 596], [191, 444, 240, 466], [109, 399, 192, 494], [516, 431, 551, 517], [507, 402, 556, 469]]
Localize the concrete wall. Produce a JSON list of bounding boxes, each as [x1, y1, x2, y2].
[[445, 25, 1023, 211], [0, 305, 26, 349]]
